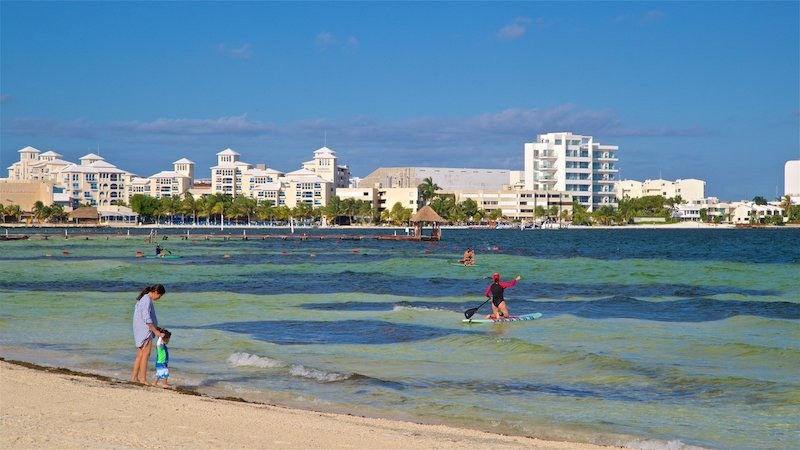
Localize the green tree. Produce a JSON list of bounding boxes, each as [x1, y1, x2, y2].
[[256, 200, 275, 224], [181, 192, 198, 224], [382, 202, 412, 225], [753, 196, 768, 205], [129, 194, 160, 223], [33, 201, 50, 224], [570, 199, 591, 225], [4, 204, 22, 223], [230, 196, 258, 224], [429, 195, 455, 221], [461, 198, 478, 221], [48, 204, 68, 223], [292, 202, 313, 225], [417, 177, 440, 205], [592, 205, 616, 225], [325, 196, 344, 224], [273, 205, 292, 223], [534, 205, 547, 220]]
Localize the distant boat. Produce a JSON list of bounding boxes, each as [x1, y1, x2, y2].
[[0, 235, 29, 241], [494, 223, 518, 229]]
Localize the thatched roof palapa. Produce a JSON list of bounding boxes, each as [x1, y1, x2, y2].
[[68, 206, 99, 220], [410, 205, 446, 223]]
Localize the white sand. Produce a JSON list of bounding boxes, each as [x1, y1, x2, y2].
[[0, 360, 626, 449]]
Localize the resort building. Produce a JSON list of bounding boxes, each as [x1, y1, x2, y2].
[[730, 201, 785, 224], [210, 146, 340, 208], [337, 186, 422, 216], [301, 146, 351, 188], [617, 178, 706, 204], [523, 132, 618, 211], [3, 146, 200, 211], [358, 167, 512, 190], [210, 148, 252, 196], [280, 168, 332, 208], [128, 159, 195, 199], [241, 165, 284, 205], [57, 154, 132, 208], [452, 188, 572, 223], [6, 147, 73, 183]]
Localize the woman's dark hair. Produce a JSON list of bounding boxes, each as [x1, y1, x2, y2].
[[136, 284, 166, 301]]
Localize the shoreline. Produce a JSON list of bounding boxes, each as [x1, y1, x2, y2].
[[0, 359, 626, 449], [5, 222, 797, 232]]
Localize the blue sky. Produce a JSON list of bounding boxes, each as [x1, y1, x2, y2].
[[1, 1, 798, 201]]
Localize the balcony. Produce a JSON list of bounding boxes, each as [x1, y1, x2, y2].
[[594, 152, 616, 161], [536, 150, 558, 160], [594, 164, 616, 172]]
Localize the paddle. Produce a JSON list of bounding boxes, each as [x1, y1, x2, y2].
[[464, 298, 491, 319]]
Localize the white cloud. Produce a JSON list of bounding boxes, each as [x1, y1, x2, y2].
[[497, 17, 532, 41], [2, 106, 711, 176], [315, 32, 336, 50], [315, 32, 358, 53], [216, 43, 254, 59]]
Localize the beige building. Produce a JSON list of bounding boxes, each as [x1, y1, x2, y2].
[[452, 188, 572, 222], [128, 158, 195, 199], [280, 169, 332, 209], [4, 146, 198, 211], [358, 167, 512, 190], [57, 154, 131, 208], [301, 147, 351, 188], [241, 166, 284, 205], [210, 146, 341, 208], [338, 186, 421, 215], [210, 148, 252, 196], [617, 178, 706, 204], [0, 180, 56, 212]]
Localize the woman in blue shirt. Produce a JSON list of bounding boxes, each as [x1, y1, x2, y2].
[[131, 284, 167, 384]]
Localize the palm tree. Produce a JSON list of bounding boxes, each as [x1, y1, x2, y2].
[[418, 177, 440, 205], [779, 195, 793, 219], [32, 201, 50, 224], [256, 200, 275, 225], [0, 203, 5, 223], [5, 204, 22, 223], [181, 192, 197, 225], [49, 204, 68, 223]]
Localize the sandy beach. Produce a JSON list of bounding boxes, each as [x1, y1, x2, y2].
[[0, 360, 625, 450]]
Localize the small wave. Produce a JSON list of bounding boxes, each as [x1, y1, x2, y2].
[[622, 438, 705, 450], [289, 364, 353, 382], [228, 352, 287, 368], [392, 304, 443, 312]]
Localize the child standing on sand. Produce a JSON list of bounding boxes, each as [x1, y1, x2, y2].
[[152, 328, 171, 388]]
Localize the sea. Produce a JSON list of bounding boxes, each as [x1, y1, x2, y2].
[[1, 226, 798, 450]]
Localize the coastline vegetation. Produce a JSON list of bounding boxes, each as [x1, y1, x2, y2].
[[2, 192, 799, 228]]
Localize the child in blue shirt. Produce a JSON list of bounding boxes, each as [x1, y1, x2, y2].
[[152, 328, 171, 388]]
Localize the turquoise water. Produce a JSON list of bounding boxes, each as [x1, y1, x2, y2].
[[1, 227, 799, 449]]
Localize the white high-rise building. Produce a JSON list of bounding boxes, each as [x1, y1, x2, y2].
[[524, 132, 618, 211], [785, 160, 799, 200]]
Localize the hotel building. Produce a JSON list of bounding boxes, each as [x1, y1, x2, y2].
[[523, 132, 618, 211], [616, 178, 706, 204]]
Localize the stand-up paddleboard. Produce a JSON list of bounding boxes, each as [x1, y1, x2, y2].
[[145, 255, 183, 259], [462, 312, 542, 324]]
